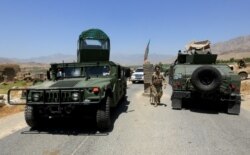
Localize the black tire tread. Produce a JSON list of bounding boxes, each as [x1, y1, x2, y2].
[[227, 97, 241, 115], [239, 72, 248, 80], [24, 105, 38, 128], [191, 66, 222, 93], [96, 97, 111, 130], [171, 98, 182, 110]]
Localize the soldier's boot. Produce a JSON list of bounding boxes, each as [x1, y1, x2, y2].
[[154, 96, 158, 107], [154, 96, 159, 107], [155, 95, 160, 104]]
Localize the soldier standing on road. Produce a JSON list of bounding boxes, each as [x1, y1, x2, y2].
[[151, 65, 166, 107]]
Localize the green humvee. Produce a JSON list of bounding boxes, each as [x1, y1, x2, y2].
[[169, 41, 241, 114], [8, 29, 130, 130]]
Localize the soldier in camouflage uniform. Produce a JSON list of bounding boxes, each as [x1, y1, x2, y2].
[[151, 65, 166, 107]]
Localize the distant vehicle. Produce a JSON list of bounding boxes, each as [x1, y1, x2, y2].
[[131, 67, 144, 83], [228, 60, 250, 80], [169, 40, 241, 114], [8, 29, 130, 131]]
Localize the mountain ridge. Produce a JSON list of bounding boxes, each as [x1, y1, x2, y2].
[[1, 34, 250, 64], [211, 35, 250, 60], [211, 35, 250, 54], [0, 53, 175, 66]]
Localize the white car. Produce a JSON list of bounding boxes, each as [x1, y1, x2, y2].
[[131, 68, 144, 83]]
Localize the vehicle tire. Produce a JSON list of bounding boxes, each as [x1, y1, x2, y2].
[[96, 97, 111, 131], [227, 96, 241, 115], [239, 72, 248, 80], [132, 81, 135, 84], [25, 105, 39, 128], [191, 66, 222, 93], [124, 86, 127, 96], [122, 88, 127, 100], [171, 98, 182, 110]]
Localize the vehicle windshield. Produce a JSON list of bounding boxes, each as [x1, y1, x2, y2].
[[78, 39, 109, 50], [56, 65, 110, 78], [135, 68, 143, 72]]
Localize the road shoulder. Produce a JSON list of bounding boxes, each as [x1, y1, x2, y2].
[[0, 112, 26, 139]]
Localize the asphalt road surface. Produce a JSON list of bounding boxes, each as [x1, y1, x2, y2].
[[1, 84, 250, 155]]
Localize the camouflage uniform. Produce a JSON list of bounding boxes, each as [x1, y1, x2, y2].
[[151, 71, 166, 106]]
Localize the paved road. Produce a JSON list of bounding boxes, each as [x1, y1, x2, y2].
[[1, 84, 250, 155]]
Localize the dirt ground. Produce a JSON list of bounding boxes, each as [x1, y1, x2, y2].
[[240, 80, 250, 95], [241, 79, 250, 111], [0, 105, 24, 118]]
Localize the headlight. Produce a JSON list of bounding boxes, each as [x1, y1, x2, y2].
[[174, 73, 182, 79], [72, 92, 79, 101], [32, 92, 40, 102]]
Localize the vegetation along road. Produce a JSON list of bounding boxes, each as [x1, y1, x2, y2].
[[1, 83, 250, 155]]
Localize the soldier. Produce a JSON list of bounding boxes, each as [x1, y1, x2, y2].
[[151, 65, 166, 107], [238, 59, 246, 68]]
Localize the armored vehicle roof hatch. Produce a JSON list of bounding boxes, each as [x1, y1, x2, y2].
[[77, 29, 110, 62], [177, 40, 217, 64]]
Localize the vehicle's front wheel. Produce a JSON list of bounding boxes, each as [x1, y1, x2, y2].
[[239, 72, 248, 80], [227, 96, 241, 115], [171, 98, 182, 110], [25, 105, 40, 128], [96, 97, 111, 131]]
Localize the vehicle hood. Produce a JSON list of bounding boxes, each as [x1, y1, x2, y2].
[[30, 77, 113, 89]]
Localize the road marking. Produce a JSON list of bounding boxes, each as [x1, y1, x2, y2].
[[70, 136, 89, 155]]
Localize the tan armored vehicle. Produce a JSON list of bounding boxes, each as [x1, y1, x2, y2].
[[229, 60, 250, 80]]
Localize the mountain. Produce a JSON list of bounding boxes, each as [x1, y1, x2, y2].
[[0, 53, 174, 66], [0, 57, 15, 63], [1, 35, 250, 64], [0, 53, 76, 64], [211, 35, 250, 60], [211, 35, 250, 54], [110, 53, 175, 65], [24, 53, 76, 63]]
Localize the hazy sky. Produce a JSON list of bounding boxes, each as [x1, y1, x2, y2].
[[0, 0, 250, 59]]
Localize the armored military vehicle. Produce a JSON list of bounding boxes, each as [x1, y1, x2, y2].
[[228, 59, 250, 80], [8, 29, 130, 130], [169, 41, 241, 114]]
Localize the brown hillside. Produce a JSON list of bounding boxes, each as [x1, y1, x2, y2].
[[211, 35, 250, 54], [217, 51, 250, 60]]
